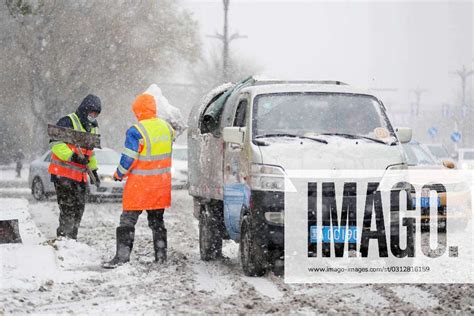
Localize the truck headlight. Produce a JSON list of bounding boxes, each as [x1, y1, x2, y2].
[[250, 164, 285, 191], [265, 212, 284, 225]]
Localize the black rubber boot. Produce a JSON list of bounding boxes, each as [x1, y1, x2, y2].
[[152, 227, 167, 263], [57, 211, 76, 239], [103, 227, 135, 269]]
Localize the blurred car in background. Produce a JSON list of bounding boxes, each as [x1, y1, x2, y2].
[[29, 148, 124, 201], [457, 148, 474, 170], [403, 141, 441, 168], [403, 141, 470, 231], [172, 144, 188, 189], [423, 143, 452, 165], [403, 141, 455, 169]]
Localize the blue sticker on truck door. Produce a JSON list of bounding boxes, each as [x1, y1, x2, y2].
[[223, 183, 250, 241]]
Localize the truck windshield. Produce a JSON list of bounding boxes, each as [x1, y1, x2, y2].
[[252, 93, 395, 141]]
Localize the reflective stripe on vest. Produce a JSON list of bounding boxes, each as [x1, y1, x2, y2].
[[134, 152, 171, 162], [69, 113, 97, 134], [51, 159, 87, 173], [129, 119, 171, 175], [70, 113, 82, 131]]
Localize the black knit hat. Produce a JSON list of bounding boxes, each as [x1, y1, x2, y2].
[[77, 94, 101, 115], [75, 94, 101, 131], [77, 94, 102, 115]]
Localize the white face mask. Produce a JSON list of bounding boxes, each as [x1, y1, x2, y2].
[[87, 115, 97, 124]]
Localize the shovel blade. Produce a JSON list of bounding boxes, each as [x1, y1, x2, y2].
[[48, 124, 101, 149]]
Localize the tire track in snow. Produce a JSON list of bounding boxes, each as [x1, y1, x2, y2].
[[241, 276, 283, 300], [193, 262, 237, 297], [391, 285, 439, 309], [373, 284, 440, 312], [171, 191, 239, 299], [176, 192, 286, 303]]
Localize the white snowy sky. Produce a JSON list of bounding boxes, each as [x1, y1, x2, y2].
[[181, 0, 473, 108]]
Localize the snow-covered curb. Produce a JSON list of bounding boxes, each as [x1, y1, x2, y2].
[[0, 199, 101, 291], [0, 198, 43, 244]]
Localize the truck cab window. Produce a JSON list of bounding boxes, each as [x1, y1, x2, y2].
[[233, 99, 248, 127]]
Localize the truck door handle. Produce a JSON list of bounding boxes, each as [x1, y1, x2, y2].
[[230, 143, 242, 150]]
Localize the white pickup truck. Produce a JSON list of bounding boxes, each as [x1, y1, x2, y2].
[[187, 78, 412, 276]]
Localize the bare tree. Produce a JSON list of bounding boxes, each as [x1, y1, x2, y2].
[[190, 48, 262, 100], [0, 0, 201, 153]]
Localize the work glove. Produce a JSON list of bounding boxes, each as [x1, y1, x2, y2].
[[113, 171, 122, 182], [92, 169, 100, 187], [70, 152, 89, 165]]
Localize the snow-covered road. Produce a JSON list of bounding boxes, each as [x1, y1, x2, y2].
[[1, 190, 472, 313]]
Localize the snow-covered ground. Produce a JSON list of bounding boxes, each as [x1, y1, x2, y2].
[[0, 190, 473, 313], [0, 164, 28, 187]]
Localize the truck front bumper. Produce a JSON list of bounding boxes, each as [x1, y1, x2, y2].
[[250, 190, 285, 250]]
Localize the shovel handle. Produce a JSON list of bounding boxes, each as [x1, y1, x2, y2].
[[76, 145, 99, 188]]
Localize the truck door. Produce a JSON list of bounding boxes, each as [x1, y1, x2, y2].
[[223, 97, 251, 240]]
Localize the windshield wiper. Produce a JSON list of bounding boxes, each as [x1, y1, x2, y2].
[[319, 133, 394, 145], [255, 133, 298, 139], [255, 133, 328, 144], [298, 135, 328, 144]]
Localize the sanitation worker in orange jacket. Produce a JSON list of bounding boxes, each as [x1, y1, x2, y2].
[[103, 94, 174, 268]]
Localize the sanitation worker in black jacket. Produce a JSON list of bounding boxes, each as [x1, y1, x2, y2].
[[48, 94, 101, 240]]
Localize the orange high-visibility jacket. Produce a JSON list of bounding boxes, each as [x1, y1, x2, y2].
[[122, 94, 173, 211]]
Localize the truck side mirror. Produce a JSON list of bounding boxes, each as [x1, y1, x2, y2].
[[396, 127, 412, 143], [223, 127, 246, 146]]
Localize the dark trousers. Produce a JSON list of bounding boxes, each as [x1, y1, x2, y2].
[[119, 209, 165, 232], [54, 177, 87, 239], [111, 210, 167, 262]]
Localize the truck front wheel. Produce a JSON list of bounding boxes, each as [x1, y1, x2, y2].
[[240, 215, 267, 276], [199, 202, 223, 261]]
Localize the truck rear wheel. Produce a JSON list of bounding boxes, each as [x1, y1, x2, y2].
[[240, 215, 267, 276], [199, 202, 223, 261]]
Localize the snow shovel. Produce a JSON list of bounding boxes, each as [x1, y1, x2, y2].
[[0, 219, 22, 243], [47, 124, 101, 187]]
